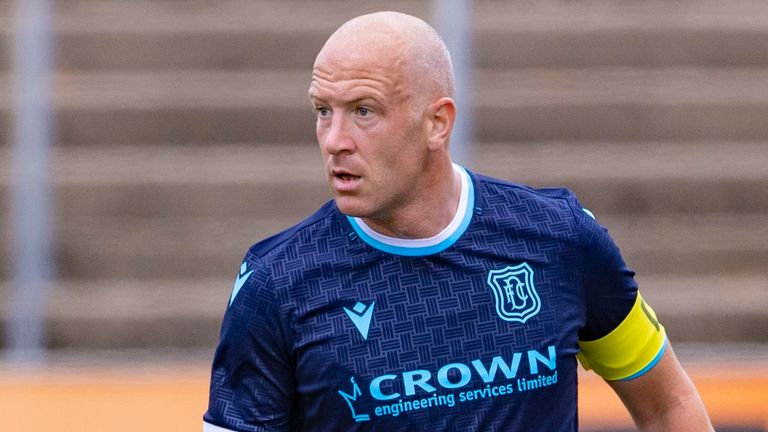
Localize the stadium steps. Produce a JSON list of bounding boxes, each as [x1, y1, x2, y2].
[[0, 142, 766, 280], [1, 0, 767, 349], [4, 68, 768, 144], [3, 0, 768, 143], [3, 0, 768, 70], [0, 279, 229, 349], [1, 141, 765, 220], [2, 141, 766, 214]]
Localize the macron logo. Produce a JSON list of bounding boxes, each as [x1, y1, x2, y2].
[[344, 301, 375, 340], [229, 262, 254, 306]]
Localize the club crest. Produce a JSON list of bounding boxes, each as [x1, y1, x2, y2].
[[487, 262, 541, 323]]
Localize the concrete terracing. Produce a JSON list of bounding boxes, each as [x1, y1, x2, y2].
[[0, 0, 766, 350]]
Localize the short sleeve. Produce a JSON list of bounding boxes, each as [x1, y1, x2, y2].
[[569, 197, 666, 381], [203, 250, 294, 431], [572, 200, 638, 341]]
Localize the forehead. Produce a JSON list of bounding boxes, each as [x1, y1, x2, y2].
[[309, 29, 410, 102], [309, 65, 403, 104]]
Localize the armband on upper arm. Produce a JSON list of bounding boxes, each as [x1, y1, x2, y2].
[[577, 292, 667, 381]]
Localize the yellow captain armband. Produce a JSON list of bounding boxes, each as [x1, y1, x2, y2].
[[577, 292, 667, 381]]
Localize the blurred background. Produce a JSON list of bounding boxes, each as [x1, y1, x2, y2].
[[0, 0, 767, 430]]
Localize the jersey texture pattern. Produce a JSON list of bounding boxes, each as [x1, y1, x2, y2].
[[204, 169, 651, 432]]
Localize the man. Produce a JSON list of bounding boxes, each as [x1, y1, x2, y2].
[[204, 11, 712, 431]]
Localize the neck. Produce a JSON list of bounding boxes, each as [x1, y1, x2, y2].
[[362, 160, 461, 239]]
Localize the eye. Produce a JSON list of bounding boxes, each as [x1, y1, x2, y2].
[[356, 106, 371, 117], [315, 106, 330, 117]]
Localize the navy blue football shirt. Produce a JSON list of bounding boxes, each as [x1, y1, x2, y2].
[[204, 166, 641, 431]]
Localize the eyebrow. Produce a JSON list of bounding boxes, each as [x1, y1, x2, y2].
[[349, 96, 379, 105], [309, 94, 380, 106]]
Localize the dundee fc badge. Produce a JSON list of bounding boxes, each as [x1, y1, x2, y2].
[[487, 262, 541, 323]]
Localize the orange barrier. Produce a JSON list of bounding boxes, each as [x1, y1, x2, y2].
[[2, 363, 766, 431], [579, 362, 768, 430], [1, 366, 208, 431]]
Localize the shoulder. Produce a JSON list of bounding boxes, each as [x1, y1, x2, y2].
[[475, 172, 579, 207], [230, 200, 341, 304], [224, 202, 342, 325], [248, 199, 342, 261], [473, 172, 587, 223], [469, 171, 604, 246]]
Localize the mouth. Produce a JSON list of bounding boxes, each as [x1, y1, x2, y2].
[[335, 173, 360, 181], [331, 169, 362, 191], [332, 168, 360, 180]]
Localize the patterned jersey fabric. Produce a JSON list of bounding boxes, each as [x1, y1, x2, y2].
[[204, 166, 642, 431]]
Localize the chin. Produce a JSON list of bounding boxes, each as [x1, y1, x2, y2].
[[333, 196, 375, 218]]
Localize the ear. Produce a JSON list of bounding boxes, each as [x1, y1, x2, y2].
[[426, 97, 456, 152]]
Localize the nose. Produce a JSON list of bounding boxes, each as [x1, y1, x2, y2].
[[320, 112, 355, 155]]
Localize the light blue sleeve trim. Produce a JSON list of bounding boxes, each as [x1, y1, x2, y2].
[[229, 261, 254, 307], [620, 336, 668, 381], [581, 208, 596, 220], [347, 166, 475, 257]]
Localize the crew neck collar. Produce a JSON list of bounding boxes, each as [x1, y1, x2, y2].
[[346, 164, 474, 256]]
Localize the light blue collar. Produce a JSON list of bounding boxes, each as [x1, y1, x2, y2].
[[346, 164, 474, 256]]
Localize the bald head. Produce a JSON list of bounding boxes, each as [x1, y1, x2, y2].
[[309, 12, 460, 230], [314, 11, 455, 105]]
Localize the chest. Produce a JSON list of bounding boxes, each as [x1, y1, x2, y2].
[[284, 246, 585, 427]]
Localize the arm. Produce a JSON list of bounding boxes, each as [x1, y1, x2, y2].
[[204, 253, 294, 432], [607, 343, 713, 431], [569, 199, 712, 431]]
